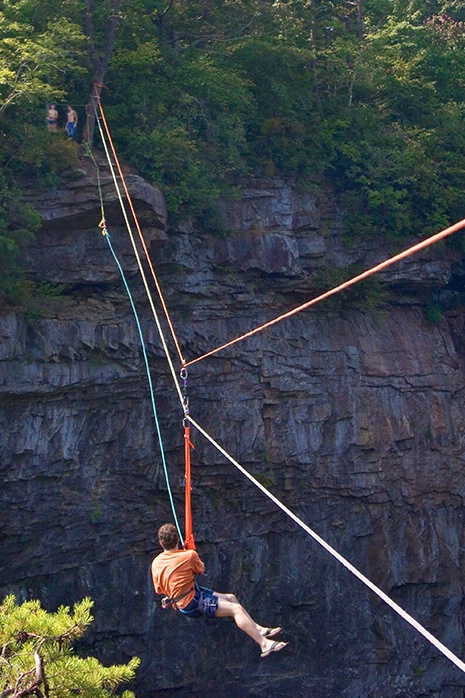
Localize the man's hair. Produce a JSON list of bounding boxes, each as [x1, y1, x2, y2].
[[158, 523, 179, 550]]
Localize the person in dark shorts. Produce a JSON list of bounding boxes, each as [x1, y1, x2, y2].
[[47, 104, 58, 132], [151, 523, 288, 658]]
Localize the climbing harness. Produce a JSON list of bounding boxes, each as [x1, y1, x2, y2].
[[161, 586, 194, 610], [93, 92, 465, 675]]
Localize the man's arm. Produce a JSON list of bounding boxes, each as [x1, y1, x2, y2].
[[190, 550, 205, 575], [151, 559, 164, 594]]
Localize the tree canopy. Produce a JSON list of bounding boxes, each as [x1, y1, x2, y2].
[[1, 0, 465, 298], [0, 596, 139, 698]]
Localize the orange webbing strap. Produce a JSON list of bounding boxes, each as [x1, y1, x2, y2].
[[183, 422, 195, 550], [183, 216, 465, 368], [95, 96, 186, 367]]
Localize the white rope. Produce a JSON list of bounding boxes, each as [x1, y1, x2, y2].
[[92, 100, 465, 676], [92, 104, 185, 410], [188, 414, 465, 674]]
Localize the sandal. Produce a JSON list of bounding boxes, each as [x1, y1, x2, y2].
[[261, 641, 288, 658], [262, 627, 282, 639]]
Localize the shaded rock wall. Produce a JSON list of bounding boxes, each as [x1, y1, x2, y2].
[[1, 162, 465, 697]]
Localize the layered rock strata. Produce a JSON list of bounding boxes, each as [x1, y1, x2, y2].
[[1, 160, 465, 697]]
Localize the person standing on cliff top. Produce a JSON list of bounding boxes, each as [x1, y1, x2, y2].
[[47, 104, 58, 132], [66, 105, 78, 140], [151, 523, 288, 658]]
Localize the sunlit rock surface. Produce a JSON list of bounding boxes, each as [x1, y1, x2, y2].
[[1, 160, 465, 698]]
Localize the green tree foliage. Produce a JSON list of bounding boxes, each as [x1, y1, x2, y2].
[[0, 596, 139, 698], [0, 1, 85, 115], [226, 38, 332, 177], [0, 0, 86, 301], [108, 43, 253, 219], [0, 172, 39, 304], [105, 2, 332, 219], [102, 0, 465, 237], [331, 7, 465, 238], [2, 0, 465, 264]]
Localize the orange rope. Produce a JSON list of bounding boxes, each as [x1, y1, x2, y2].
[[95, 95, 186, 367], [184, 217, 465, 368], [183, 422, 195, 550]]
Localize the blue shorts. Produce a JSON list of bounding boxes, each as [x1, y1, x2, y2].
[[179, 585, 218, 619]]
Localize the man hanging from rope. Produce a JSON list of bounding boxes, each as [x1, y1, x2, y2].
[[152, 523, 288, 658]]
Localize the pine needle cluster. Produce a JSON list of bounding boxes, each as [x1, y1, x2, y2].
[[0, 596, 139, 698]]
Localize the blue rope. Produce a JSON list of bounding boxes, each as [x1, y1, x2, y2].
[[103, 229, 183, 542]]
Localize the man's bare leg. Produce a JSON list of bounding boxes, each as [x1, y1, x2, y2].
[[214, 592, 287, 654]]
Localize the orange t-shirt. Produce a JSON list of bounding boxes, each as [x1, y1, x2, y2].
[[151, 549, 205, 609]]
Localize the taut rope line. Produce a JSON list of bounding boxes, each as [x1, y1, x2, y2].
[[103, 224, 184, 543], [92, 97, 185, 411], [188, 414, 465, 675], [95, 94, 186, 368], [183, 218, 465, 367], [92, 94, 465, 671], [83, 140, 184, 541]]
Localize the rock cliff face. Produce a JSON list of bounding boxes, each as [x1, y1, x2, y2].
[[1, 157, 465, 698]]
